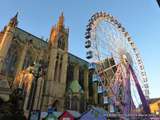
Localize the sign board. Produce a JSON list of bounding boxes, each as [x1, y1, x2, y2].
[[63, 118, 71, 120]]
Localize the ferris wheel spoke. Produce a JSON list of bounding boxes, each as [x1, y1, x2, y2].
[[106, 24, 125, 50], [97, 29, 121, 59], [98, 24, 121, 51], [95, 31, 121, 61]]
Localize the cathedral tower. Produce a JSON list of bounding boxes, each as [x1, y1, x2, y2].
[[0, 13, 18, 73], [43, 13, 69, 111]]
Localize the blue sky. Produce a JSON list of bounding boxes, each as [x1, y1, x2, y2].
[[0, 0, 159, 98]]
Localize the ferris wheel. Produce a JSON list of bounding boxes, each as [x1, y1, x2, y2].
[[85, 12, 150, 114]]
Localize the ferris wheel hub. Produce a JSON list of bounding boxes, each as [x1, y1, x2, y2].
[[119, 52, 133, 66], [121, 54, 128, 65]]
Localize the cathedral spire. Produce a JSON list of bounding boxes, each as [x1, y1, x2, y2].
[[57, 12, 64, 32], [49, 26, 57, 47], [9, 12, 19, 27]]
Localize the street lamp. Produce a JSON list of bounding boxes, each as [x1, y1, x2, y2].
[[28, 61, 42, 120]]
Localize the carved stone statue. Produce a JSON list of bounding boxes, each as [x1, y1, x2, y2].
[[14, 66, 34, 93]]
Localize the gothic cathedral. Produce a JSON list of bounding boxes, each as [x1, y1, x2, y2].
[[0, 13, 92, 113]]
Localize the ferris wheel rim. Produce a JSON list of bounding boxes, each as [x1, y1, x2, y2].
[[85, 11, 149, 98]]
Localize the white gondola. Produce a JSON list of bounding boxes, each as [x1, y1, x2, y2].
[[85, 40, 91, 48], [92, 74, 100, 82], [86, 27, 91, 32], [88, 62, 96, 70], [103, 96, 109, 104], [86, 51, 92, 59], [85, 32, 91, 39], [98, 85, 105, 93]]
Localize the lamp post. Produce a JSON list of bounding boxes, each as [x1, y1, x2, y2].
[[28, 62, 42, 120]]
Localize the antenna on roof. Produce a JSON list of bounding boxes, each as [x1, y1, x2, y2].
[[157, 0, 160, 7]]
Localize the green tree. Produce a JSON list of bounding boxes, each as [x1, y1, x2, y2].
[[0, 89, 26, 120]]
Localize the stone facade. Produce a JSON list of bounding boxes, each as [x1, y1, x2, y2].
[[0, 13, 90, 113]]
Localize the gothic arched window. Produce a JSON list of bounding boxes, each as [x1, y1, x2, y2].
[[23, 51, 33, 69], [5, 46, 18, 76], [79, 67, 84, 90], [71, 96, 79, 111], [58, 36, 65, 50]]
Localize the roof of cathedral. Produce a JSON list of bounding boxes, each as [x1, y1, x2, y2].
[[69, 53, 89, 66], [149, 97, 160, 104], [15, 27, 89, 66], [16, 27, 48, 44]]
